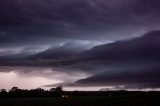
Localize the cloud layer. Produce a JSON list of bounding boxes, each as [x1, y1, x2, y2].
[[1, 30, 160, 89], [1, 0, 160, 48], [1, 0, 160, 89], [43, 30, 160, 89]]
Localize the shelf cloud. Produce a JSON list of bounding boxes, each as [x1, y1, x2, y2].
[[1, 0, 160, 90]]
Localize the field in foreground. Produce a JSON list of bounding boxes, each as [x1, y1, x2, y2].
[[0, 95, 160, 106]]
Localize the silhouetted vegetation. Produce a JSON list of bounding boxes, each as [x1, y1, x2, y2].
[[1, 86, 160, 98], [0, 86, 63, 98], [1, 87, 160, 106]]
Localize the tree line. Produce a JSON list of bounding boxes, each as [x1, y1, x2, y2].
[[1, 86, 160, 98], [0, 86, 64, 97]]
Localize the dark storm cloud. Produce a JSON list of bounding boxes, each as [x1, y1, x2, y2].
[[75, 66, 160, 88], [70, 30, 160, 89], [1, 30, 160, 67], [1, 30, 160, 89], [1, 0, 160, 89], [1, 0, 160, 48], [43, 30, 160, 89], [80, 30, 160, 61]]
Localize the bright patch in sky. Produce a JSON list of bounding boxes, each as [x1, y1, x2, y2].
[[0, 71, 61, 90]]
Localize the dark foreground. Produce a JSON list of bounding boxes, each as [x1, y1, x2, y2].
[[1, 89, 160, 106], [0, 95, 160, 106]]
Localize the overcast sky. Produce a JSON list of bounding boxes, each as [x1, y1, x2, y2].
[[0, 0, 160, 90]]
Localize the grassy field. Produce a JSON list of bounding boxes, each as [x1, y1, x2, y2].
[[0, 96, 160, 106]]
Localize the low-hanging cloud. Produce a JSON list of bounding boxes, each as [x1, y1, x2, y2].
[[1, 0, 160, 89], [43, 30, 160, 89], [1, 30, 158, 90]]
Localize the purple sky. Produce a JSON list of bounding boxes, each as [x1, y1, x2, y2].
[[0, 0, 160, 91]]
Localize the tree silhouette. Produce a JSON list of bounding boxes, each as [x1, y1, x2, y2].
[[10, 87, 19, 92], [50, 88, 56, 92], [0, 89, 6, 93], [55, 86, 63, 92]]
